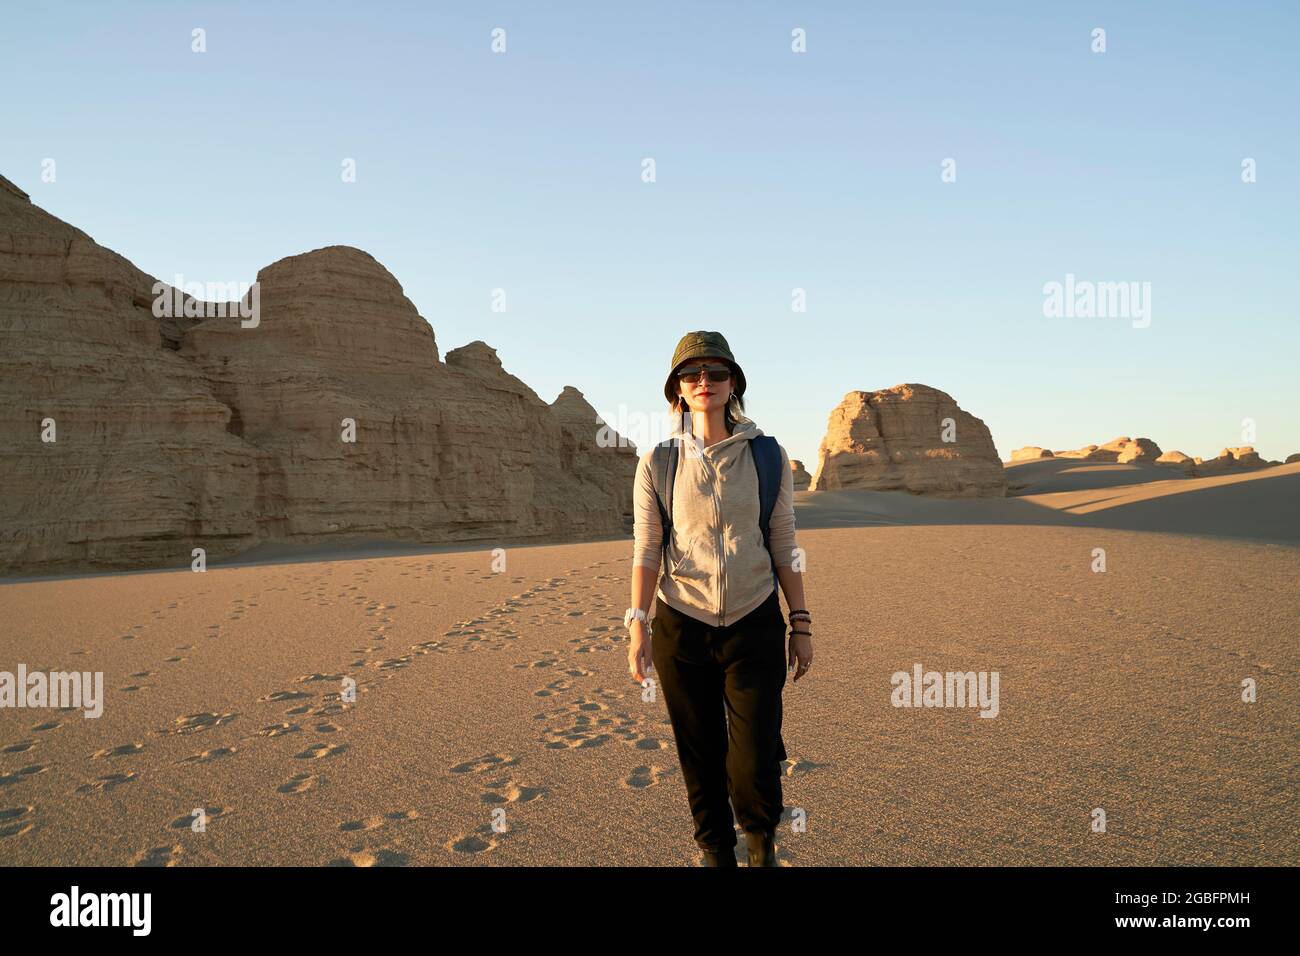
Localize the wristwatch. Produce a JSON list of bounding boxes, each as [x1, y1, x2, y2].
[[623, 607, 648, 629]]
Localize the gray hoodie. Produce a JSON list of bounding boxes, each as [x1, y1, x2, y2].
[[633, 413, 798, 627]]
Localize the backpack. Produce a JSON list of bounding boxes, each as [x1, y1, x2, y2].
[[649, 434, 783, 592]]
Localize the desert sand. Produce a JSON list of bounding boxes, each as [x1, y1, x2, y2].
[[0, 463, 1296, 866]]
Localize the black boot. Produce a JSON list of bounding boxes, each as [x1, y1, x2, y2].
[[700, 846, 738, 867], [745, 830, 777, 867]]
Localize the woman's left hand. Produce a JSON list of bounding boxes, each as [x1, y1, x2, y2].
[[788, 628, 813, 682]]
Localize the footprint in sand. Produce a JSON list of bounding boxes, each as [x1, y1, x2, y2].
[[514, 655, 561, 671], [625, 733, 668, 751], [535, 678, 573, 697], [168, 805, 232, 830], [257, 723, 301, 738], [30, 721, 60, 733], [479, 779, 547, 805], [0, 805, 36, 838], [91, 743, 144, 759], [166, 712, 237, 736], [277, 772, 322, 794], [294, 742, 348, 760], [447, 823, 508, 855], [782, 757, 826, 776], [328, 847, 409, 867], [75, 772, 138, 795], [0, 765, 50, 786], [450, 753, 520, 775], [180, 746, 237, 764], [133, 845, 183, 867], [621, 765, 676, 790], [304, 702, 347, 717], [339, 810, 419, 832], [260, 690, 312, 703], [2, 741, 36, 755], [538, 697, 641, 750]]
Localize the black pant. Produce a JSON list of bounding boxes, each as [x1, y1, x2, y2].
[[651, 588, 788, 851]]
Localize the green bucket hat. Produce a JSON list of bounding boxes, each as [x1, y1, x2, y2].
[[663, 330, 747, 407]]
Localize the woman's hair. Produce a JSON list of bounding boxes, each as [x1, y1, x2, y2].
[[669, 360, 746, 431]]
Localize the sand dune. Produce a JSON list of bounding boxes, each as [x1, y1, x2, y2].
[[798, 461, 1300, 544]]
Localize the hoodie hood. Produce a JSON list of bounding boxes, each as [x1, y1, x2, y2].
[[672, 410, 763, 457]]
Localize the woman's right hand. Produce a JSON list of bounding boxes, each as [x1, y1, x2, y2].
[[627, 619, 653, 683]]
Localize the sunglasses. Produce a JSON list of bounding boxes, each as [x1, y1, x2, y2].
[[675, 363, 732, 383]]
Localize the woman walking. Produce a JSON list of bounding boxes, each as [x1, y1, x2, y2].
[[625, 331, 814, 867]]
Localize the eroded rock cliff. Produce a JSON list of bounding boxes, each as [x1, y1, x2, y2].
[[0, 176, 635, 574]]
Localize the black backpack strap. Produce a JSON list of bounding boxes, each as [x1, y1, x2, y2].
[[650, 437, 680, 569], [751, 435, 782, 590]]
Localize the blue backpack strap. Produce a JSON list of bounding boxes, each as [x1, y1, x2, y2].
[[650, 437, 680, 569], [751, 435, 782, 590]]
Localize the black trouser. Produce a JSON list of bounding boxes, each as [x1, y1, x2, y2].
[[651, 588, 788, 851]]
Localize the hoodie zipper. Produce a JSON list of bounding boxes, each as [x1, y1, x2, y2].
[[700, 444, 727, 627], [691, 425, 753, 628]]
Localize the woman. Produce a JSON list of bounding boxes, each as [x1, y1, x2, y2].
[[625, 331, 814, 867]]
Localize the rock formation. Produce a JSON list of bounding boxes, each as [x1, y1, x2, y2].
[[1156, 450, 1194, 471], [1055, 436, 1162, 463], [810, 385, 1005, 496], [1193, 447, 1277, 475], [1010, 446, 1054, 461], [790, 459, 811, 491], [0, 174, 636, 574], [1155, 447, 1284, 477], [1053, 444, 1098, 459]]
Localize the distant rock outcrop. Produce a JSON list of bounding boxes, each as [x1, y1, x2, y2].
[[1055, 436, 1162, 463], [1156, 450, 1194, 471], [1053, 445, 1098, 459], [1011, 446, 1054, 461], [0, 174, 636, 574], [1287, 453, 1300, 465], [790, 459, 811, 491], [1155, 447, 1283, 477], [811, 385, 1005, 497], [1193, 447, 1276, 475]]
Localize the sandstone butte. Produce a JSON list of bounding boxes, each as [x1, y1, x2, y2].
[[790, 459, 811, 491], [810, 385, 1006, 497], [0, 174, 638, 575]]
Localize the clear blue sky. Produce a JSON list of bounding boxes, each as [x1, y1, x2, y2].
[[4, 1, 1297, 466]]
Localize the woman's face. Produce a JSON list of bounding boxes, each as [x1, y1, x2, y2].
[[675, 359, 734, 415]]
